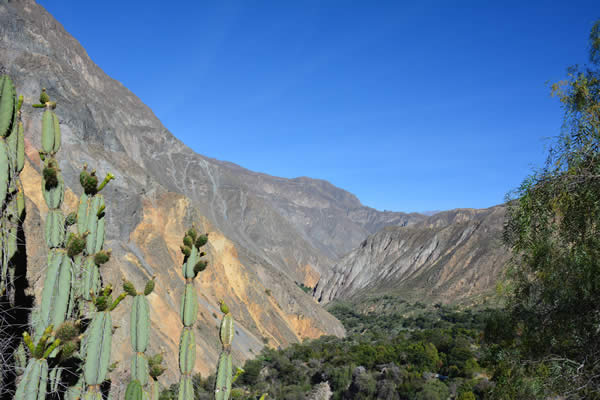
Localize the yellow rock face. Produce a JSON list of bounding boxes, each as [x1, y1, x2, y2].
[[20, 154, 344, 393]]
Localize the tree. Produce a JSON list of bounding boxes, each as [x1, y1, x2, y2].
[[501, 19, 600, 397]]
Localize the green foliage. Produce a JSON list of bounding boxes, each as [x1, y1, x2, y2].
[[184, 300, 491, 400], [295, 282, 313, 294], [498, 18, 600, 398]]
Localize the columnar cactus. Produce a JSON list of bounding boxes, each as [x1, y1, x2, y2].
[[15, 321, 80, 400], [124, 277, 164, 399], [0, 75, 25, 302], [82, 285, 126, 398], [74, 164, 114, 315], [31, 88, 71, 341], [215, 300, 235, 400], [177, 228, 208, 400]]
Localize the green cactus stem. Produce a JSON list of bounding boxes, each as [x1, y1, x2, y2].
[[83, 311, 112, 386], [178, 328, 196, 375], [214, 352, 233, 400], [0, 75, 16, 137], [131, 353, 149, 385], [35, 251, 71, 340], [0, 140, 8, 208], [125, 380, 143, 400], [97, 172, 115, 192], [176, 227, 209, 400], [214, 300, 237, 400], [14, 359, 48, 400], [130, 291, 150, 352]]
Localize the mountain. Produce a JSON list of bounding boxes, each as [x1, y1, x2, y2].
[[0, 0, 427, 393], [314, 206, 509, 305]]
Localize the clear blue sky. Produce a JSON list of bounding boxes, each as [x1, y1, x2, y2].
[[37, 1, 600, 212]]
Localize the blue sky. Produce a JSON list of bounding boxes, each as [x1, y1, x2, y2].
[[38, 1, 600, 212]]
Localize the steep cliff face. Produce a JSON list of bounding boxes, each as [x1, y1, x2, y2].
[[314, 206, 509, 304]]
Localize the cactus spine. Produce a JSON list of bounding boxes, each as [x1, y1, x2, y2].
[[177, 228, 209, 400], [0, 75, 25, 302]]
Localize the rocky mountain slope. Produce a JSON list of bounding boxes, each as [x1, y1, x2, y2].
[[0, 0, 431, 393], [314, 206, 510, 304]]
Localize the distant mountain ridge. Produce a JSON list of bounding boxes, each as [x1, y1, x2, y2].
[[314, 206, 509, 304]]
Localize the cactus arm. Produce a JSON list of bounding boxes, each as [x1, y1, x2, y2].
[[109, 292, 127, 311], [232, 367, 244, 384], [42, 339, 61, 359], [23, 332, 35, 354], [97, 172, 114, 192]]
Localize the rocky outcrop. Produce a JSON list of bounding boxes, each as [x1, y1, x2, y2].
[[314, 206, 509, 304]]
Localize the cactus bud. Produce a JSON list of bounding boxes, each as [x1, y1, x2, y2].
[[55, 320, 79, 341], [123, 280, 137, 297], [65, 211, 77, 226], [94, 250, 111, 265], [194, 260, 207, 276], [195, 234, 208, 249], [59, 340, 78, 361], [66, 234, 86, 257], [39, 88, 49, 104], [94, 295, 108, 311], [183, 235, 193, 248], [102, 285, 113, 296], [219, 300, 229, 315], [43, 165, 59, 189], [80, 165, 89, 187], [143, 278, 155, 296], [83, 171, 98, 195], [186, 228, 197, 241], [149, 363, 166, 379], [149, 353, 163, 366], [180, 245, 191, 257]]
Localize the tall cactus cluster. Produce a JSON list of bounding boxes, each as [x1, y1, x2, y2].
[[177, 228, 208, 400], [9, 86, 123, 400], [124, 277, 165, 400], [0, 75, 25, 302], [74, 162, 114, 316], [3, 76, 246, 400], [14, 88, 81, 399]]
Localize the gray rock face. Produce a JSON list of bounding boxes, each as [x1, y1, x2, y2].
[[314, 206, 509, 304]]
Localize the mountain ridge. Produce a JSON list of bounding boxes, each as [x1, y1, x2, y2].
[[314, 205, 509, 304]]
